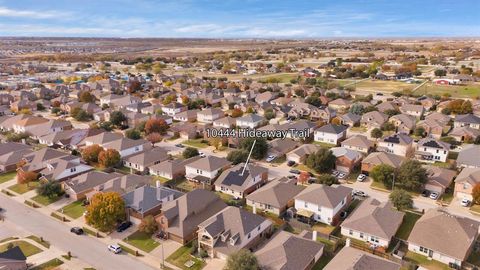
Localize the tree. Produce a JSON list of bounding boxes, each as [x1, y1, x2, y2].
[[146, 132, 163, 145], [224, 249, 259, 270], [349, 103, 365, 115], [239, 138, 268, 160], [297, 171, 310, 185], [99, 121, 113, 131], [381, 122, 395, 131], [82, 144, 103, 164], [125, 128, 141, 140], [414, 127, 426, 137], [145, 118, 168, 135], [208, 137, 223, 150], [389, 189, 413, 210], [98, 149, 121, 168], [472, 184, 480, 205], [36, 181, 63, 198], [71, 107, 91, 122], [231, 108, 243, 118], [264, 108, 276, 120], [17, 170, 38, 186], [434, 69, 447, 77], [183, 147, 199, 159], [370, 164, 395, 189], [85, 192, 125, 232], [79, 91, 95, 103], [371, 128, 383, 139], [110, 111, 127, 127], [305, 148, 336, 174], [396, 160, 427, 191], [226, 150, 249, 165], [316, 174, 339, 186], [139, 215, 158, 235]]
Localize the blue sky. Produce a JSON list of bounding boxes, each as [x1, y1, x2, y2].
[[0, 0, 478, 38]]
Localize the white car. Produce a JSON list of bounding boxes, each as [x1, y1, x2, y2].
[[353, 190, 368, 198], [357, 174, 367, 182], [108, 244, 122, 254], [338, 172, 347, 179], [199, 152, 206, 157], [266, 155, 276, 162], [461, 198, 471, 207], [429, 192, 439, 200]]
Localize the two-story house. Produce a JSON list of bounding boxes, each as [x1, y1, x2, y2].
[[185, 156, 232, 184], [197, 108, 224, 123], [415, 138, 450, 163], [377, 133, 413, 157], [314, 124, 348, 146]]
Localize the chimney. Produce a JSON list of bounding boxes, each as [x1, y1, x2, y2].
[[312, 230, 317, 241], [253, 204, 256, 215], [346, 238, 351, 247]]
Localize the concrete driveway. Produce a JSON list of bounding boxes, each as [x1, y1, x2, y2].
[[150, 239, 182, 262]]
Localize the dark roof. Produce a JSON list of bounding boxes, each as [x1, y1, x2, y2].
[[456, 114, 480, 124], [0, 246, 26, 261]]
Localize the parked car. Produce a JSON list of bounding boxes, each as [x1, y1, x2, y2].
[[429, 192, 439, 200], [289, 169, 300, 174], [356, 174, 367, 182], [70, 227, 84, 235], [175, 144, 184, 148], [340, 211, 348, 219], [108, 244, 122, 254], [287, 160, 296, 167], [461, 198, 471, 207], [353, 190, 368, 198], [266, 155, 276, 163], [337, 172, 347, 179], [199, 152, 206, 157], [116, 221, 133, 232], [421, 190, 430, 197], [331, 170, 339, 177], [287, 175, 297, 180]]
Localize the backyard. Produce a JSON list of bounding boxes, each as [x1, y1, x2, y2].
[[404, 251, 450, 270], [123, 231, 160, 253], [395, 211, 422, 240]]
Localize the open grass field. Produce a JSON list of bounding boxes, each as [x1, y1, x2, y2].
[[416, 82, 480, 98], [349, 79, 417, 93]]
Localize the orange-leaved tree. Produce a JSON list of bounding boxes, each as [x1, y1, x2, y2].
[[98, 149, 121, 168], [85, 192, 125, 232]]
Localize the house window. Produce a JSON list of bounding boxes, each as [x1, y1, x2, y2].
[[135, 146, 139, 151], [247, 233, 251, 239], [304, 202, 308, 208], [349, 230, 353, 235], [360, 233, 364, 238], [317, 206, 321, 211], [70, 168, 76, 172]]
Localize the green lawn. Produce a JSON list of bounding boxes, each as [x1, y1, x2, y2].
[[182, 139, 209, 149], [312, 141, 336, 148], [395, 211, 422, 240], [0, 171, 16, 184], [419, 82, 480, 99], [60, 200, 85, 219], [370, 181, 390, 192], [152, 175, 172, 185], [256, 73, 298, 83], [316, 237, 336, 253], [0, 240, 43, 257], [470, 204, 480, 215], [467, 249, 480, 266], [123, 231, 160, 253], [26, 235, 50, 249], [312, 253, 334, 270], [0, 237, 19, 243], [31, 194, 62, 206], [294, 164, 318, 176], [404, 251, 450, 270], [166, 244, 205, 270], [7, 181, 40, 194], [30, 258, 64, 270]]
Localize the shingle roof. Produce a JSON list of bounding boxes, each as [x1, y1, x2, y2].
[[246, 178, 304, 208], [324, 246, 400, 270], [295, 184, 352, 208], [216, 163, 268, 192], [381, 133, 413, 145], [186, 156, 231, 172], [123, 185, 182, 214], [362, 152, 405, 168], [315, 124, 348, 134], [455, 114, 480, 124], [341, 135, 374, 149], [457, 145, 480, 168]]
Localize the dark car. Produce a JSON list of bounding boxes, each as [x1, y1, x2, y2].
[[287, 161, 296, 167], [421, 190, 430, 197], [70, 227, 84, 235], [175, 144, 185, 148], [289, 169, 300, 174], [116, 221, 133, 232]]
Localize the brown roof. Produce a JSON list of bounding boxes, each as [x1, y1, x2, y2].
[[295, 184, 352, 208], [186, 156, 231, 172], [362, 152, 405, 169], [324, 246, 400, 270], [246, 178, 304, 209]]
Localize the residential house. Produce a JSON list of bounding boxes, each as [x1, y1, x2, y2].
[[361, 111, 389, 129], [331, 147, 362, 173], [101, 137, 151, 158], [418, 112, 451, 139], [338, 112, 361, 127], [149, 156, 202, 180], [0, 142, 33, 173], [215, 163, 268, 198], [123, 148, 169, 173], [294, 184, 352, 225], [161, 102, 187, 116], [86, 174, 151, 200], [456, 145, 480, 168], [173, 109, 199, 122], [415, 138, 450, 163], [156, 189, 227, 244], [246, 178, 303, 216], [454, 114, 480, 129], [12, 116, 49, 134], [27, 119, 73, 140], [255, 231, 324, 270], [340, 135, 374, 154], [408, 209, 479, 268], [341, 198, 404, 247], [286, 144, 320, 164], [314, 124, 348, 145], [64, 171, 123, 200], [454, 167, 480, 200], [39, 156, 93, 182], [236, 114, 266, 129], [19, 148, 70, 173], [361, 152, 405, 173], [213, 117, 236, 128], [185, 156, 232, 184], [38, 129, 101, 149], [377, 133, 414, 157], [328, 98, 351, 113], [197, 206, 273, 259], [424, 165, 456, 195], [0, 246, 27, 270], [123, 185, 182, 219], [197, 108, 224, 124], [324, 246, 400, 270], [267, 138, 300, 158], [400, 104, 424, 118], [389, 114, 416, 134], [449, 126, 480, 142]]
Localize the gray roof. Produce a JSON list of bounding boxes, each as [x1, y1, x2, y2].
[[362, 152, 405, 168], [0, 142, 33, 166], [161, 189, 227, 239], [457, 145, 480, 168], [424, 165, 456, 189], [65, 171, 122, 193], [330, 147, 362, 161], [123, 185, 182, 214], [341, 135, 374, 149], [246, 178, 304, 209], [324, 246, 400, 270], [408, 209, 479, 261], [216, 163, 268, 192], [124, 148, 169, 166], [186, 156, 231, 172], [255, 231, 324, 270], [455, 114, 480, 124], [342, 199, 404, 240], [315, 124, 348, 134], [455, 167, 480, 186], [236, 113, 265, 123], [381, 133, 413, 145], [295, 184, 352, 208]]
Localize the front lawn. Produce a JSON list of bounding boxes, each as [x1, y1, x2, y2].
[[0, 240, 43, 257], [471, 204, 480, 215], [31, 194, 62, 206], [7, 181, 40, 194], [60, 200, 85, 219], [395, 211, 422, 240], [166, 244, 205, 270], [26, 235, 50, 249], [312, 141, 336, 148], [182, 139, 209, 149], [30, 258, 64, 270], [123, 231, 160, 253], [0, 171, 16, 184]]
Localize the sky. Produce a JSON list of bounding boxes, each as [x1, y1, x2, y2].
[[0, 0, 478, 38]]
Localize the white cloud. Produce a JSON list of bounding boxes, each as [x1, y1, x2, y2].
[[0, 6, 67, 19]]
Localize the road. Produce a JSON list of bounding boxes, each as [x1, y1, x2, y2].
[[0, 194, 156, 270]]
